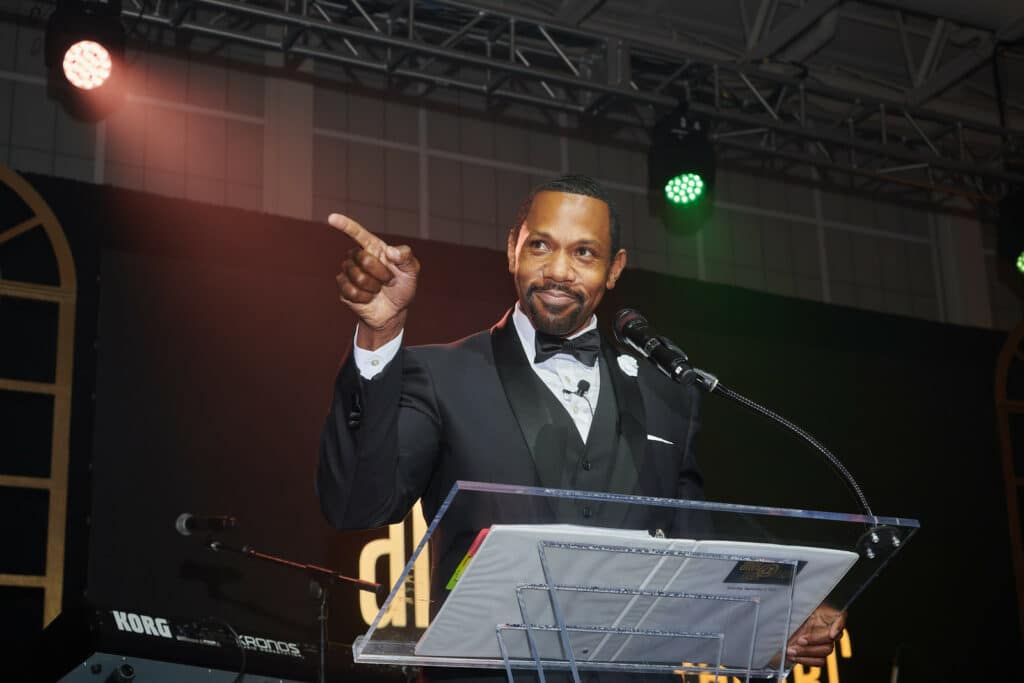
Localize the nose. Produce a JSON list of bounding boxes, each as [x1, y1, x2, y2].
[[544, 249, 574, 283]]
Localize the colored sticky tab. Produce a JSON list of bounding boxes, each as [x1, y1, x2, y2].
[[445, 527, 490, 590]]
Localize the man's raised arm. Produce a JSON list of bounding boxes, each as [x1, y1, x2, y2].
[[317, 214, 429, 530]]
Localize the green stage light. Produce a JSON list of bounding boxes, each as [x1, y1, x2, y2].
[[664, 173, 705, 205], [998, 190, 1024, 278], [648, 106, 716, 234]]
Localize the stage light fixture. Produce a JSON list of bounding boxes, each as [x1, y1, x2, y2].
[[62, 40, 114, 90], [45, 1, 125, 118], [648, 106, 716, 234], [999, 189, 1024, 276]]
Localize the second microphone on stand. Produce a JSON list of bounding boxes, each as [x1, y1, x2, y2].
[[175, 513, 239, 536]]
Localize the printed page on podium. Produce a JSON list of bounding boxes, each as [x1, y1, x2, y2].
[[415, 524, 857, 669]]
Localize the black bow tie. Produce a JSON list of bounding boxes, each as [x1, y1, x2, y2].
[[534, 329, 600, 367]]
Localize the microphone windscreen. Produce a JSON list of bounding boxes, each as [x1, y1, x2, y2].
[[175, 513, 193, 536], [614, 308, 647, 343]]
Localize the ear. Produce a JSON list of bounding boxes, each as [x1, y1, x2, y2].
[[605, 249, 627, 289], [507, 226, 520, 274]]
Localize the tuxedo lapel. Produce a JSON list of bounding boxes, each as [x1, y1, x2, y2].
[[490, 311, 565, 489], [600, 340, 647, 495]]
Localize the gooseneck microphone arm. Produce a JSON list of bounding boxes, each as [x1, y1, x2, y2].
[[614, 308, 876, 523], [709, 383, 875, 521]]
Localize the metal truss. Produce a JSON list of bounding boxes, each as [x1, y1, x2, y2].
[[120, 0, 1023, 202]]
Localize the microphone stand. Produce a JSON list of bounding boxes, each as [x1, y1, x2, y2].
[[650, 338, 903, 562], [206, 539, 385, 683]]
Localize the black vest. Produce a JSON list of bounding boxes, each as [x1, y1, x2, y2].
[[490, 312, 652, 529], [527, 357, 635, 524]]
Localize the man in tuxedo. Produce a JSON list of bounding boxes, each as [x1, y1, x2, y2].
[[317, 175, 843, 676]]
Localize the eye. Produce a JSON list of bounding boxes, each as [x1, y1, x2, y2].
[[528, 239, 549, 250], [576, 246, 596, 258]]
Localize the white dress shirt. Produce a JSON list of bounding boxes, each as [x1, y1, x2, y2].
[[352, 304, 601, 442]]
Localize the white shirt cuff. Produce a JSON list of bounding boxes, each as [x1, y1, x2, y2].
[[352, 326, 404, 379]]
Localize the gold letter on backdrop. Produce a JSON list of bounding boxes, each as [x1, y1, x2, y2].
[[359, 501, 430, 628]]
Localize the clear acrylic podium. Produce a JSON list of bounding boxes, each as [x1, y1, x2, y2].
[[352, 481, 918, 681]]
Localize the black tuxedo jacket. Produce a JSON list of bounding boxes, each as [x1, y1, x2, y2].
[[318, 310, 706, 585]]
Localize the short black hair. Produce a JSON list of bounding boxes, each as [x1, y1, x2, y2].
[[510, 174, 622, 254]]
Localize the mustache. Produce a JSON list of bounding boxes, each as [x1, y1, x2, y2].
[[527, 283, 584, 304]]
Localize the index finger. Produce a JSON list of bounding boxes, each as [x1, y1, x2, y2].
[[328, 213, 387, 258]]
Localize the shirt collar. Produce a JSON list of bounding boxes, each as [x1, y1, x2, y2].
[[512, 302, 598, 363]]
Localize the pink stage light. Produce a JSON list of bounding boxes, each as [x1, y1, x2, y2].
[[62, 40, 112, 90]]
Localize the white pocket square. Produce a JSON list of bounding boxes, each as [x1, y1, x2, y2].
[[646, 434, 674, 445]]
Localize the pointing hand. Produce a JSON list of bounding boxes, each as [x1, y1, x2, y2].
[[329, 213, 419, 347]]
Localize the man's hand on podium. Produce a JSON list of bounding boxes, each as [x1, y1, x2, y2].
[[785, 604, 847, 668]]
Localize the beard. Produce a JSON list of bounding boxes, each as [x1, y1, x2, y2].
[[522, 283, 586, 337]]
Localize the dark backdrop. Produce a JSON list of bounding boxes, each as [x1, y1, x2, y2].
[[8, 174, 1020, 681]]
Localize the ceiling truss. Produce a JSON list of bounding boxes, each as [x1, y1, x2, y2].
[[118, 0, 1024, 202]]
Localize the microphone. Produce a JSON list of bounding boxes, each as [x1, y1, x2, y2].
[[563, 380, 594, 417], [614, 308, 717, 389], [562, 380, 590, 397], [175, 513, 238, 536]]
